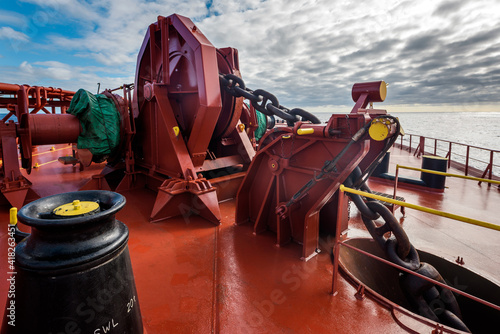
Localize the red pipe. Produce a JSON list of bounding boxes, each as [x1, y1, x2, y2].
[[0, 82, 75, 96], [0, 83, 22, 92], [29, 114, 81, 145]]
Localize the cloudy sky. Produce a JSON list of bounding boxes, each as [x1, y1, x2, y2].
[[1, 0, 500, 113]]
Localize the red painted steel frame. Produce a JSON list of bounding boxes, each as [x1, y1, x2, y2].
[[132, 14, 224, 224], [0, 84, 76, 208], [236, 81, 392, 259], [237, 114, 375, 260], [131, 14, 255, 224]]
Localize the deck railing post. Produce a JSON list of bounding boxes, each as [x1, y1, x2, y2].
[[487, 151, 494, 187], [446, 142, 452, 168], [465, 146, 470, 176], [415, 136, 425, 157]]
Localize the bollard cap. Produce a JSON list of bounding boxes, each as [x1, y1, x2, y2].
[[53, 199, 100, 217]]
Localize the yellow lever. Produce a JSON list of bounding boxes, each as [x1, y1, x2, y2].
[[297, 128, 314, 135]]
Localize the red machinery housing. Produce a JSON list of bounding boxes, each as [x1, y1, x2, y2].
[[0, 83, 76, 208], [129, 15, 255, 224], [235, 82, 392, 260], [0, 15, 257, 225]]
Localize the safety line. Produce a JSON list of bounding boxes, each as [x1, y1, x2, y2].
[[339, 184, 500, 232], [396, 164, 500, 185]]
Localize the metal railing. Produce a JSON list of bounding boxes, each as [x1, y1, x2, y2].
[[396, 134, 500, 183], [331, 185, 500, 327]]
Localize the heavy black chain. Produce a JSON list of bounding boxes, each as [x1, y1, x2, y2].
[[344, 167, 470, 332], [219, 73, 321, 126]]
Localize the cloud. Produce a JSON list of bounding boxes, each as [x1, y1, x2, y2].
[[0, 27, 30, 42], [19, 0, 102, 22], [40, 0, 209, 66], [2, 60, 133, 92], [2, 0, 500, 111], [433, 0, 468, 17], [0, 10, 27, 27]]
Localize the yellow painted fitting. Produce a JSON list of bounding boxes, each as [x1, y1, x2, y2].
[[297, 128, 314, 135], [50, 146, 55, 151], [173, 126, 180, 137], [33, 163, 40, 168], [53, 200, 100, 217], [9, 207, 17, 226], [369, 119, 390, 141], [73, 200, 81, 211], [282, 135, 292, 139], [379, 81, 387, 101], [238, 123, 245, 132]]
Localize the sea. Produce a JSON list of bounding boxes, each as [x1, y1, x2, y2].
[[2, 111, 499, 176]]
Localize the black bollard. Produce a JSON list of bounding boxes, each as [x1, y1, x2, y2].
[[421, 155, 448, 190], [2, 190, 143, 334]]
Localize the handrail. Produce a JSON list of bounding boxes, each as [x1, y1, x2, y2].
[[400, 133, 500, 155], [396, 164, 500, 185], [339, 184, 500, 231]]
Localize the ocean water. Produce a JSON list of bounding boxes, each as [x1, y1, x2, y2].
[[390, 112, 500, 152], [315, 111, 500, 176]]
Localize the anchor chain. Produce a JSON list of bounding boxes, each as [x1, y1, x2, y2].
[[219, 73, 321, 126], [344, 167, 470, 332]]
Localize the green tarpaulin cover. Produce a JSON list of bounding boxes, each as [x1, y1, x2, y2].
[[67, 89, 120, 159], [254, 109, 267, 141]]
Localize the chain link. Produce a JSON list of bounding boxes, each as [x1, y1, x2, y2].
[[219, 73, 321, 126]]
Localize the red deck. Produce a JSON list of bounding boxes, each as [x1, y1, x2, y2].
[[1, 144, 499, 333]]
